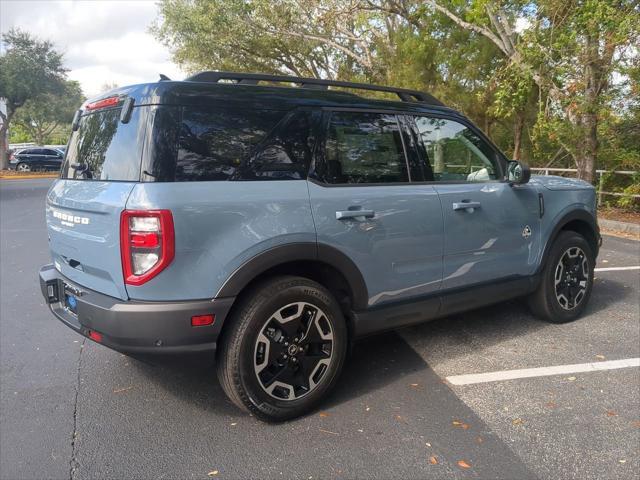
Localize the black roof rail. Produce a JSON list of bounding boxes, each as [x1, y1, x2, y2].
[[184, 71, 443, 106]]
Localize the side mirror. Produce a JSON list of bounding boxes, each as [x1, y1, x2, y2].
[[507, 160, 531, 185]]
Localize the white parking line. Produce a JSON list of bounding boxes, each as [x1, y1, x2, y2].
[[446, 358, 640, 386], [594, 266, 640, 272]]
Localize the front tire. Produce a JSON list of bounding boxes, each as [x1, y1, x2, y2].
[[528, 231, 595, 323], [216, 276, 348, 421], [16, 163, 31, 172]]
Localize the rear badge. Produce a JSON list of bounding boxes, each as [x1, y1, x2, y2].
[[522, 225, 532, 239], [52, 209, 90, 227]]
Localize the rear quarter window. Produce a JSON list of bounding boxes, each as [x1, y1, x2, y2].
[[61, 106, 148, 181], [143, 106, 314, 182]]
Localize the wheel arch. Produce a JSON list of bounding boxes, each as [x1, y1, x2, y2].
[[538, 209, 600, 274], [216, 242, 369, 312]]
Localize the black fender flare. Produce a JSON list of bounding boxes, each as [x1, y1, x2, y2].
[[215, 242, 369, 310], [537, 209, 600, 275]]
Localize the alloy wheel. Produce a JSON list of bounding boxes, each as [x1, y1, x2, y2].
[[554, 246, 589, 310], [253, 301, 334, 401]]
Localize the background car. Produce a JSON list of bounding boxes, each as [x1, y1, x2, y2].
[[9, 147, 64, 172]]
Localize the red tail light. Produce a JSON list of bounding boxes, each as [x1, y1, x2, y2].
[[120, 210, 174, 286]]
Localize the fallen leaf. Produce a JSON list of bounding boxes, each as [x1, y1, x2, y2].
[[567, 376, 577, 381], [457, 460, 471, 469], [512, 418, 524, 425], [365, 406, 370, 412], [619, 459, 626, 464], [631, 421, 640, 428], [113, 386, 133, 394], [425, 442, 432, 447], [410, 383, 419, 387], [595, 354, 606, 360], [230, 422, 237, 426], [319, 412, 329, 418], [357, 429, 364, 433], [207, 471, 219, 477], [429, 456, 438, 465], [545, 402, 557, 409], [476, 436, 483, 444], [452, 420, 470, 429], [319, 428, 339, 435], [606, 410, 618, 417]]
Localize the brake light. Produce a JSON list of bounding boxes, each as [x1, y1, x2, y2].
[[86, 96, 120, 111], [120, 210, 174, 286]]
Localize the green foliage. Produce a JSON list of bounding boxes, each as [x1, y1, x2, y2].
[[0, 29, 71, 167], [13, 80, 84, 145], [153, 0, 638, 198]]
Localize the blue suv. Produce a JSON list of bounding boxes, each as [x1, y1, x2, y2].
[[39, 72, 600, 421]]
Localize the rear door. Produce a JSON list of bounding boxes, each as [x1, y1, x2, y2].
[[308, 110, 443, 308], [47, 102, 149, 299], [410, 114, 541, 290], [42, 149, 63, 170]]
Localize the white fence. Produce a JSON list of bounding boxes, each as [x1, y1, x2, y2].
[[530, 168, 639, 206]]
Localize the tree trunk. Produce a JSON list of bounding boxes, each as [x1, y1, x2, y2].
[[0, 107, 12, 170], [512, 111, 525, 160], [575, 112, 597, 183], [574, 33, 599, 184]]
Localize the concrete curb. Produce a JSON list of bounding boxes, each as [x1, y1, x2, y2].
[[599, 218, 640, 235], [0, 174, 58, 180]]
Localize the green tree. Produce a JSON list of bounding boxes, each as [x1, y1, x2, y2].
[[0, 29, 68, 168], [154, 0, 639, 183], [384, 0, 639, 182], [12, 80, 83, 146]]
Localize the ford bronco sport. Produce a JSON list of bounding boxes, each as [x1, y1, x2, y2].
[[39, 72, 600, 421]]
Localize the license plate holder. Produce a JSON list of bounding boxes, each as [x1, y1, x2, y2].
[[63, 286, 79, 316]]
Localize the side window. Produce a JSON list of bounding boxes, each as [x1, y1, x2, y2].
[[175, 107, 285, 181], [415, 116, 499, 182], [321, 111, 408, 184], [242, 110, 318, 180]]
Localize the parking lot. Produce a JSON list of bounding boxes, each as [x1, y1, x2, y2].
[[1, 178, 638, 480]]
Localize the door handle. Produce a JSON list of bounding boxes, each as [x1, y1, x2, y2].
[[336, 209, 375, 220], [452, 201, 481, 211]]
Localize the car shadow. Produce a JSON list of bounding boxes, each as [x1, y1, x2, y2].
[[128, 277, 632, 417]]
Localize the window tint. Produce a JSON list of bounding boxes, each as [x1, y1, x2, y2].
[[241, 110, 318, 180], [415, 117, 498, 182], [174, 107, 285, 181], [322, 112, 408, 184], [43, 149, 60, 156], [61, 106, 147, 181]]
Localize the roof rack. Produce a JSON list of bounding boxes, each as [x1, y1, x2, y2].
[[184, 71, 443, 106]]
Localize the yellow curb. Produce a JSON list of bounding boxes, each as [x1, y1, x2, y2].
[[0, 174, 58, 180]]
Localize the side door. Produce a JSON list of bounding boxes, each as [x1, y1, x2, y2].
[[42, 149, 63, 170], [307, 110, 444, 309], [410, 114, 542, 291]]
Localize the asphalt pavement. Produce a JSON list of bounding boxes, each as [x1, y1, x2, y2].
[[1, 178, 638, 480]]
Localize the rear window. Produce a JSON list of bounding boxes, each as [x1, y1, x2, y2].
[[60, 106, 147, 181], [143, 106, 314, 182]]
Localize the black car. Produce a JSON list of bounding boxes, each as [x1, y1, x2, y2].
[[9, 148, 64, 172]]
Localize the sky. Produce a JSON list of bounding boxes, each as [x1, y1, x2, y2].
[[0, 0, 185, 97]]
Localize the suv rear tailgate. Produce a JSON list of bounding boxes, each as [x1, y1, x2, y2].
[[46, 180, 135, 300]]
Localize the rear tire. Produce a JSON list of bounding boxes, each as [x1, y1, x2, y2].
[[528, 231, 594, 323], [216, 276, 348, 422]]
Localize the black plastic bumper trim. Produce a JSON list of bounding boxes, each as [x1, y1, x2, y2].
[[39, 264, 234, 354]]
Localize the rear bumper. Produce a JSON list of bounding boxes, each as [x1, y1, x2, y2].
[[39, 264, 234, 354]]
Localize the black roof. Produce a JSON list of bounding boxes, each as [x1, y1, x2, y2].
[[83, 71, 459, 116]]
